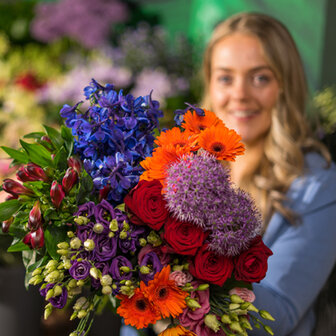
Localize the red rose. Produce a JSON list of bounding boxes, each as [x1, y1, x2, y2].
[[234, 236, 273, 283], [124, 179, 169, 230], [164, 217, 208, 256], [189, 244, 234, 286]]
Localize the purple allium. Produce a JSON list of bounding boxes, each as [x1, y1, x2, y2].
[[69, 260, 91, 280], [164, 151, 262, 256]]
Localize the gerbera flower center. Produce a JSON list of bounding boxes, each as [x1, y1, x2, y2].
[[211, 142, 225, 152], [157, 286, 169, 300], [135, 298, 148, 311]]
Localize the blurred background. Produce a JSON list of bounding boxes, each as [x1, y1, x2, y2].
[[0, 0, 335, 335]]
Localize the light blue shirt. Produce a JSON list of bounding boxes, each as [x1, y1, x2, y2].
[[250, 152, 336, 335]]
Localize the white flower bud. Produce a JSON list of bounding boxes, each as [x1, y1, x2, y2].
[[70, 237, 82, 249]]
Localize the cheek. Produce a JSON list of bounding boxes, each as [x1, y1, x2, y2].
[[209, 80, 228, 108]]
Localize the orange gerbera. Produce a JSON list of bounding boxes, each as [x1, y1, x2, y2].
[[140, 145, 192, 184], [198, 124, 245, 161], [117, 288, 160, 329], [159, 325, 197, 336], [181, 109, 221, 134], [154, 127, 199, 151], [141, 265, 188, 318]]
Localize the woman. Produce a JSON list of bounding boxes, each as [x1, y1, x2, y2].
[[202, 12, 336, 336]]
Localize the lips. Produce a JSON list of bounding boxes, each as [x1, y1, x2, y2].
[[229, 110, 259, 118]]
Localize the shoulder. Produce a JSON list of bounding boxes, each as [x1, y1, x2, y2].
[[287, 152, 336, 215]]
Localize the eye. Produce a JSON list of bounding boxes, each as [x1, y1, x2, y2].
[[217, 75, 233, 85], [252, 74, 271, 87]]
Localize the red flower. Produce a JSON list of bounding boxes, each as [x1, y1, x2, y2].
[[23, 227, 44, 249], [2, 217, 13, 233], [62, 167, 78, 193], [67, 156, 82, 174], [2, 178, 34, 196], [164, 217, 208, 256], [50, 181, 65, 209], [189, 244, 234, 286], [28, 201, 43, 230], [124, 180, 169, 230], [15, 72, 43, 92], [234, 236, 273, 283]]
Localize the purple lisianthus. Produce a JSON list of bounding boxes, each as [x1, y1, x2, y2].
[[94, 235, 118, 262], [109, 256, 132, 282], [39, 283, 68, 309], [118, 231, 137, 254], [179, 281, 210, 330], [94, 199, 115, 227], [91, 262, 110, 289], [75, 201, 96, 218], [69, 260, 91, 280], [139, 251, 162, 284]]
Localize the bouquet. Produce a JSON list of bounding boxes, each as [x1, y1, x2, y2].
[[0, 79, 274, 336]]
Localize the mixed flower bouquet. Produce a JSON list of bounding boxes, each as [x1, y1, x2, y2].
[[0, 79, 274, 336]]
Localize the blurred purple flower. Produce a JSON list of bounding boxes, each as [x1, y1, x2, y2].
[[31, 0, 129, 48]]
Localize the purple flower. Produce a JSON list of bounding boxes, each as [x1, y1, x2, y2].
[[91, 262, 110, 289], [139, 251, 162, 284], [75, 201, 96, 218], [94, 199, 115, 227], [94, 235, 118, 262], [179, 281, 210, 330], [69, 260, 91, 280], [109, 256, 132, 282], [39, 284, 68, 309], [164, 152, 262, 256]]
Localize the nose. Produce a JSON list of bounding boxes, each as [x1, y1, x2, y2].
[[231, 78, 250, 100]]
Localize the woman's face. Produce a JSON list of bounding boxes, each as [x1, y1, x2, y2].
[[209, 33, 280, 146]]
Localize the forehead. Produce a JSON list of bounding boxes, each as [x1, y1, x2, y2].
[[211, 33, 269, 71]]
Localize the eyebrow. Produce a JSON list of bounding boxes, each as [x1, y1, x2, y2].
[[213, 65, 273, 72]]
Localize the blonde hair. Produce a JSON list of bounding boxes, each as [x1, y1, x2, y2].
[[202, 12, 330, 225]]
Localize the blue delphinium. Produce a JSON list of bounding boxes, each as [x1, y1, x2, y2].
[[60, 79, 163, 203]]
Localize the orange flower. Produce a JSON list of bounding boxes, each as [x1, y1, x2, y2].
[[198, 124, 245, 161], [141, 265, 188, 318], [117, 288, 160, 329], [140, 145, 192, 184], [181, 109, 221, 134], [155, 127, 199, 151], [159, 325, 197, 336]]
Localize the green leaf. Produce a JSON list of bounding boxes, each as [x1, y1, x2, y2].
[[76, 173, 94, 204], [7, 241, 30, 252], [53, 147, 68, 171], [23, 132, 45, 140], [44, 225, 68, 260], [20, 140, 53, 168], [1, 146, 28, 164], [26, 253, 49, 273], [0, 199, 21, 221], [60, 125, 74, 156], [43, 125, 64, 149]]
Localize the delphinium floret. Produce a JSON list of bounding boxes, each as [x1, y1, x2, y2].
[[60, 79, 163, 203]]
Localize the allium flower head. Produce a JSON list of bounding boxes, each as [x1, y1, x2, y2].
[[164, 151, 232, 226], [164, 151, 262, 256]]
